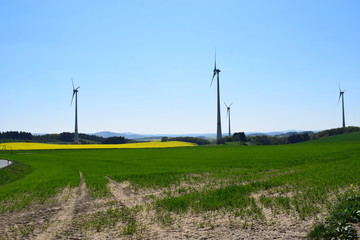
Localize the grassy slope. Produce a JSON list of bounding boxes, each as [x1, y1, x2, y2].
[[310, 131, 360, 143], [0, 133, 359, 215]]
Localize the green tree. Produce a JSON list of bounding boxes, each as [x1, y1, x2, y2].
[[233, 132, 247, 142], [59, 132, 74, 142]]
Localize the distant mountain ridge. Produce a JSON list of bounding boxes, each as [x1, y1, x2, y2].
[[92, 131, 217, 139], [246, 130, 316, 137], [93, 131, 145, 139], [92, 130, 316, 140]]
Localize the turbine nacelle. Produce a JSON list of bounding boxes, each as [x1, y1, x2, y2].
[[71, 79, 80, 142], [338, 84, 345, 104], [210, 50, 221, 87], [224, 102, 232, 137], [71, 79, 80, 106], [224, 103, 233, 118], [224, 102, 232, 110]]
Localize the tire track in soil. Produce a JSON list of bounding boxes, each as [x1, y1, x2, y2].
[[33, 172, 87, 240], [106, 176, 144, 207]]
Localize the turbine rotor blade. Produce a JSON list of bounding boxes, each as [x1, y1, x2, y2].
[[210, 49, 218, 87], [210, 71, 216, 87], [337, 83, 343, 104], [72, 79, 75, 90], [70, 92, 76, 106]]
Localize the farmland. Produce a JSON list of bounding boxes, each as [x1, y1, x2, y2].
[[0, 141, 196, 150], [0, 133, 359, 239]]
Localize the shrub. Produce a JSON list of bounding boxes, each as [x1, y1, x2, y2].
[[169, 137, 211, 145]]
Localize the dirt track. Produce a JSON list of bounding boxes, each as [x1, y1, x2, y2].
[[0, 172, 88, 239], [0, 173, 341, 240]]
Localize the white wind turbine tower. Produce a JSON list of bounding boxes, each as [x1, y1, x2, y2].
[[225, 103, 233, 136], [71, 80, 80, 142], [210, 51, 222, 144], [338, 84, 346, 128]]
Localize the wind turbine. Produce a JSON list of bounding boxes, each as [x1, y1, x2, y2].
[[225, 103, 233, 136], [210, 51, 222, 144], [338, 85, 346, 128], [71, 80, 80, 142]]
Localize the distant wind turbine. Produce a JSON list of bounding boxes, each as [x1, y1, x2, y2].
[[225, 103, 233, 136], [338, 85, 346, 128], [71, 79, 80, 142], [210, 51, 222, 144]]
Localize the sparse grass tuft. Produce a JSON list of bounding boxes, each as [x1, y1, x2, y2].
[[75, 206, 140, 235], [155, 208, 175, 226], [308, 192, 360, 239]]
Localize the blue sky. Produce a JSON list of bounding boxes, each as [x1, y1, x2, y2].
[[1, 0, 359, 134]]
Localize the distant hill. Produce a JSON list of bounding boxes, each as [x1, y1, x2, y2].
[[311, 131, 360, 143], [93, 131, 145, 139], [33, 130, 319, 140], [92, 130, 319, 140], [18, 127, 360, 145], [93, 131, 217, 140], [275, 131, 314, 137], [311, 126, 360, 140], [246, 130, 315, 137]]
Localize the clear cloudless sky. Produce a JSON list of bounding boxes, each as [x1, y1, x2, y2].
[[1, 0, 359, 134]]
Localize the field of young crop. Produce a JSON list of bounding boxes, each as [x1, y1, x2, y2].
[[0, 133, 359, 239]]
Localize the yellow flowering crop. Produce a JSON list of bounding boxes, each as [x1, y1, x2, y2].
[[0, 141, 196, 151]]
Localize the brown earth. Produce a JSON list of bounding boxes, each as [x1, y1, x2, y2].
[[0, 174, 354, 240]]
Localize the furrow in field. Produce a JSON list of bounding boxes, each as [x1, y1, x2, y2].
[[33, 172, 87, 240], [104, 169, 295, 208], [106, 176, 145, 207]]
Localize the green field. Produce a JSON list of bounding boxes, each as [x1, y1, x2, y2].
[[0, 133, 359, 238]]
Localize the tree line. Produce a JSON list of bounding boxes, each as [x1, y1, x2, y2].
[[0, 131, 32, 141], [160, 131, 313, 146], [225, 127, 360, 145], [246, 133, 310, 145], [223, 131, 311, 145], [162, 136, 212, 145], [1, 126, 359, 145], [0, 131, 131, 144], [311, 126, 360, 139]]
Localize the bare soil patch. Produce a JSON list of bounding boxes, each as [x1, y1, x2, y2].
[[1, 175, 355, 240], [106, 176, 145, 207]]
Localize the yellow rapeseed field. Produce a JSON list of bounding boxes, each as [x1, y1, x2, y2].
[[0, 141, 196, 150]]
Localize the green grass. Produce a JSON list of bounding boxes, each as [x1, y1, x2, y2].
[[155, 182, 268, 219], [75, 206, 139, 233], [308, 193, 360, 239], [0, 132, 359, 218], [0, 160, 32, 186]]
